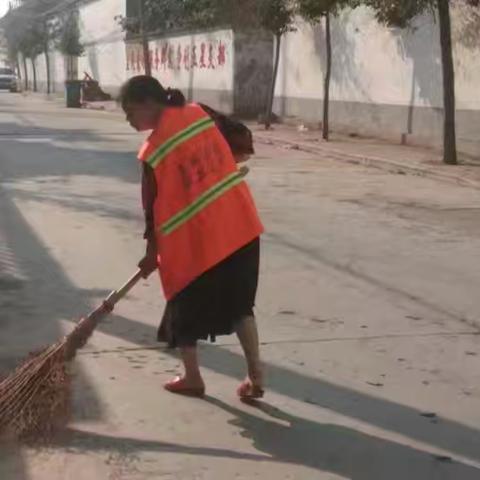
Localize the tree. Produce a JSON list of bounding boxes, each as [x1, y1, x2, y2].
[[118, 0, 260, 74], [2, 8, 26, 87], [117, 0, 187, 75], [257, 0, 296, 129], [54, 10, 84, 81], [2, 5, 32, 89], [181, 0, 260, 29], [16, 16, 41, 91], [184, 0, 295, 128], [2, 0, 62, 92], [23, 20, 45, 92], [119, 0, 293, 127], [33, 0, 62, 94], [297, 0, 360, 140], [365, 0, 479, 165], [437, 0, 456, 164]]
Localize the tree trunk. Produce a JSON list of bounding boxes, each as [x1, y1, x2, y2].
[[265, 34, 282, 130], [323, 11, 332, 141], [44, 48, 51, 94], [31, 57, 37, 92], [22, 55, 28, 90], [437, 0, 457, 165], [139, 0, 151, 76], [15, 59, 21, 81]]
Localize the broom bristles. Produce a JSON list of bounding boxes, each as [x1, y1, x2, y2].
[[0, 308, 106, 441], [0, 343, 70, 440]]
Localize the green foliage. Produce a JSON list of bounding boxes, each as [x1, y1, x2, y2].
[[54, 12, 84, 57], [365, 0, 480, 29], [2, 9, 25, 60], [362, 0, 433, 28], [2, 0, 63, 59], [297, 0, 361, 21], [119, 0, 190, 35], [182, 0, 259, 30], [256, 0, 296, 37], [120, 0, 294, 35]]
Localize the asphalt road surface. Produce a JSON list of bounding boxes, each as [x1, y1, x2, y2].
[[1, 93, 480, 479]]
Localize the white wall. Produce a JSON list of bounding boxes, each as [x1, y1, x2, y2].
[[78, 0, 127, 93], [22, 0, 126, 95], [451, 3, 480, 110], [276, 6, 480, 110], [126, 29, 235, 110], [25, 0, 233, 110], [17, 1, 480, 152], [124, 29, 234, 111], [274, 5, 480, 152], [21, 48, 65, 94]]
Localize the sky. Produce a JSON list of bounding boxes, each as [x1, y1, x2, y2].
[[0, 0, 9, 18]]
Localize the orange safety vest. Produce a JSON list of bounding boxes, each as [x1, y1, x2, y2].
[[138, 103, 264, 300]]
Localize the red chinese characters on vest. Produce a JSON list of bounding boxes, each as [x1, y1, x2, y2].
[[138, 104, 263, 300]]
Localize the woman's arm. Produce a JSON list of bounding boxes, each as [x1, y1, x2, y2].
[[142, 163, 157, 240], [139, 163, 158, 277]]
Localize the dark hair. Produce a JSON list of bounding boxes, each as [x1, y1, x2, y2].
[[119, 75, 186, 109]]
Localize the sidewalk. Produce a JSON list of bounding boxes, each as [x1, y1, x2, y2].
[[21, 92, 480, 189], [252, 124, 480, 190], [4, 91, 480, 479]]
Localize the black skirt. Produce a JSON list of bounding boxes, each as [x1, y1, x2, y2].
[[158, 238, 260, 348]]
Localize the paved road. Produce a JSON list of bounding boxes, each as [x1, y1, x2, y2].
[[1, 92, 480, 479]]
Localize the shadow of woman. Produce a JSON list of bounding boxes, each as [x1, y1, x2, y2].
[[205, 397, 480, 480], [49, 427, 271, 463]]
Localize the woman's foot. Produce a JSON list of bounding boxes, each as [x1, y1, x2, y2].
[[237, 376, 265, 400], [164, 376, 206, 397]]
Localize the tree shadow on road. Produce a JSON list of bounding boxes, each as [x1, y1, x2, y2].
[[0, 186, 110, 480], [2, 123, 480, 476], [3, 180, 480, 469], [205, 397, 480, 479]]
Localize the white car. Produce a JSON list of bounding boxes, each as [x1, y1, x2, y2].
[[0, 67, 19, 92]]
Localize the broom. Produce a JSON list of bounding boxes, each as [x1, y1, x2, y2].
[[0, 269, 144, 441]]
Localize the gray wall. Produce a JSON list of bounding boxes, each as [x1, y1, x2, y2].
[[234, 31, 273, 118], [274, 96, 480, 157], [274, 6, 480, 156]]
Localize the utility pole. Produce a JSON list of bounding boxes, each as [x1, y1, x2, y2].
[[139, 0, 151, 76]]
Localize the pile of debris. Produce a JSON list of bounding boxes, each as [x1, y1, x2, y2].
[[81, 72, 112, 102]]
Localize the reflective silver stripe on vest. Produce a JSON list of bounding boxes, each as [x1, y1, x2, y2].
[[160, 167, 250, 236], [147, 117, 215, 169]]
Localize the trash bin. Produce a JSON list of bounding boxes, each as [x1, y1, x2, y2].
[[65, 80, 82, 108]]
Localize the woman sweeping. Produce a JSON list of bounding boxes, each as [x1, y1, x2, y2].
[[120, 76, 264, 399]]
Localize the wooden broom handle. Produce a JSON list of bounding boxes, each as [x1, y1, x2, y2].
[[104, 269, 144, 308]]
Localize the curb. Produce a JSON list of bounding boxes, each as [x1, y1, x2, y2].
[[255, 133, 480, 190], [21, 94, 480, 190], [82, 101, 120, 113]]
